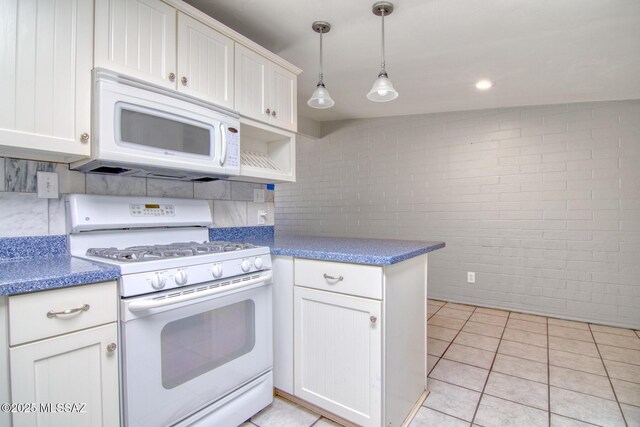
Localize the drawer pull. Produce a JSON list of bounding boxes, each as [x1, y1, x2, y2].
[[47, 304, 90, 318], [323, 274, 344, 282]]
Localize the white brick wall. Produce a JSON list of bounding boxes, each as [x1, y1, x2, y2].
[[276, 100, 640, 328]]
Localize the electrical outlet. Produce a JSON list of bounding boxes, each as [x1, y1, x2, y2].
[[37, 171, 59, 199], [254, 189, 265, 203], [467, 272, 476, 283], [257, 209, 268, 225]]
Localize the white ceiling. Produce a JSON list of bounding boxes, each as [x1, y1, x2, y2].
[[185, 0, 640, 122]]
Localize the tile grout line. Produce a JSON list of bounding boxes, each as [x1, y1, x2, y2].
[[470, 310, 513, 426], [547, 313, 551, 427], [587, 323, 629, 427]]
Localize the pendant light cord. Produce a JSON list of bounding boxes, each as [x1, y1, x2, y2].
[[319, 27, 324, 85], [380, 7, 386, 72]]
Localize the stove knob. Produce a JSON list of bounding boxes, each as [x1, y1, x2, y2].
[[175, 270, 188, 286], [151, 273, 166, 290], [241, 259, 251, 273], [254, 257, 263, 269], [212, 264, 223, 278]]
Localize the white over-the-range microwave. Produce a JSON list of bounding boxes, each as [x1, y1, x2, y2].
[[72, 69, 240, 180]]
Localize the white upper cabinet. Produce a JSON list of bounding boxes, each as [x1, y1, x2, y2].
[[235, 44, 297, 132], [0, 0, 92, 162], [177, 13, 234, 109], [95, 0, 177, 89]]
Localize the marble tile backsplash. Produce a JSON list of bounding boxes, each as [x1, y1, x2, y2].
[[0, 157, 275, 237]]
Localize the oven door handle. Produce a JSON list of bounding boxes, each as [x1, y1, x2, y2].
[[127, 272, 272, 313]]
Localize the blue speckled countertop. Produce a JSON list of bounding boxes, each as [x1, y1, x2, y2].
[[210, 228, 445, 265], [0, 235, 121, 296]]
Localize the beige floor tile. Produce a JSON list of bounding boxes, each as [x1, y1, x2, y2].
[[462, 321, 504, 338], [506, 318, 548, 335], [428, 355, 440, 374], [548, 325, 594, 342], [429, 325, 459, 342], [428, 337, 450, 357], [469, 312, 508, 327], [590, 324, 637, 337], [604, 359, 640, 383], [548, 318, 590, 331], [593, 331, 640, 350], [428, 304, 442, 318], [429, 314, 466, 330], [251, 397, 320, 427], [549, 349, 606, 376], [484, 371, 548, 410], [443, 343, 496, 370], [454, 332, 501, 352], [549, 336, 599, 358], [599, 344, 640, 365], [474, 394, 548, 427], [410, 407, 469, 427], [428, 299, 446, 306], [550, 387, 626, 427], [502, 328, 548, 348], [445, 302, 476, 312], [438, 307, 473, 321], [492, 354, 548, 383], [424, 378, 481, 422], [611, 379, 640, 406], [474, 307, 509, 318], [510, 312, 547, 324], [620, 403, 640, 427], [549, 365, 615, 400], [314, 418, 342, 427], [498, 340, 548, 363], [429, 359, 489, 392], [550, 414, 598, 426]]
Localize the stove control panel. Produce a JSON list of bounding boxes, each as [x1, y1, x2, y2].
[[129, 203, 175, 217], [120, 253, 272, 297]]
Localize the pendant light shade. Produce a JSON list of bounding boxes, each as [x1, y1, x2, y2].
[[367, 1, 398, 102], [307, 21, 335, 109]]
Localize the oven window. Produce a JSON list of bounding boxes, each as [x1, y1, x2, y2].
[[120, 108, 211, 156], [160, 300, 255, 389]]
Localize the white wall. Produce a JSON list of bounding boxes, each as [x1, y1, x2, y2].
[[0, 157, 275, 237], [276, 100, 640, 328]]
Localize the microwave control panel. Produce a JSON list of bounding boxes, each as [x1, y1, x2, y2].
[[129, 203, 176, 217], [224, 129, 240, 168]]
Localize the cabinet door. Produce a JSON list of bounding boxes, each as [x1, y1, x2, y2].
[[95, 0, 176, 88], [10, 323, 119, 427], [177, 13, 234, 109], [0, 0, 92, 162], [235, 44, 269, 123], [294, 287, 382, 427], [268, 63, 297, 132]]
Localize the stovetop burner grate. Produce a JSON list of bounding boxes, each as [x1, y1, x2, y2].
[[86, 241, 255, 262]]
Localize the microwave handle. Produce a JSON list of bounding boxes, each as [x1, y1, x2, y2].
[[219, 123, 227, 166]]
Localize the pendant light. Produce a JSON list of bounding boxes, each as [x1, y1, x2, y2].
[[367, 1, 399, 102], [307, 21, 335, 109]]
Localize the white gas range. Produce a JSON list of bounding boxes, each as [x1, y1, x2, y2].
[[67, 194, 273, 427]]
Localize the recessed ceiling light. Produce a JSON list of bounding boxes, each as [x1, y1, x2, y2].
[[475, 80, 495, 90]]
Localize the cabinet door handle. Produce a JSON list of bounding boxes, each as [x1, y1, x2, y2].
[[265, 108, 271, 115], [271, 110, 277, 117], [47, 304, 90, 318], [370, 316, 377, 324], [107, 343, 117, 353], [181, 76, 188, 86], [323, 274, 343, 282], [169, 72, 176, 82], [80, 132, 90, 142]]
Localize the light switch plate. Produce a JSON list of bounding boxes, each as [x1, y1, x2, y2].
[[254, 189, 265, 203], [37, 171, 59, 199]]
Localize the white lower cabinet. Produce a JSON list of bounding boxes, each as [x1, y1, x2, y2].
[[9, 324, 119, 427], [294, 287, 382, 427], [6, 281, 119, 427]]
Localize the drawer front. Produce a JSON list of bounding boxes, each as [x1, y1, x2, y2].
[[9, 281, 117, 346], [294, 259, 382, 300]]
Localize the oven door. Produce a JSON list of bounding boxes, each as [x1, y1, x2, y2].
[[120, 277, 272, 427]]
